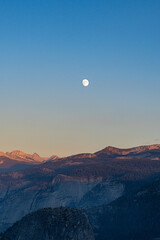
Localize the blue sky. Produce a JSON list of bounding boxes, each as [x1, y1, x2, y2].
[[0, 0, 160, 156]]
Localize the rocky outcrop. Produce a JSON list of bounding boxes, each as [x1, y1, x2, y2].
[[3, 207, 94, 240]]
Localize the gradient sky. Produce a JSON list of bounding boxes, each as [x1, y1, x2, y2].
[[0, 0, 160, 157]]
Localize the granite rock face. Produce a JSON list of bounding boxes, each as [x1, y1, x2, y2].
[[3, 207, 94, 240], [0, 176, 124, 231]]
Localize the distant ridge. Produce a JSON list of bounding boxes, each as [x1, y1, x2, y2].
[[95, 144, 160, 156], [1, 144, 160, 161], [0, 150, 58, 163], [0, 150, 58, 172], [0, 144, 160, 173]]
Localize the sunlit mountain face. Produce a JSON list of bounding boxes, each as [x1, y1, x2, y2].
[[0, 151, 58, 172], [0, 144, 160, 240]]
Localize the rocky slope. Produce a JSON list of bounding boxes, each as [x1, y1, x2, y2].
[[2, 207, 94, 240], [85, 177, 160, 240], [0, 145, 160, 232]]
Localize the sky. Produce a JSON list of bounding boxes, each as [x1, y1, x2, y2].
[[0, 0, 160, 157]]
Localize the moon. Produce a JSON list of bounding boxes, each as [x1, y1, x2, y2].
[[82, 79, 89, 87]]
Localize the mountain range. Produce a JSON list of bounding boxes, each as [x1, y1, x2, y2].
[[0, 150, 58, 172], [0, 144, 160, 239]]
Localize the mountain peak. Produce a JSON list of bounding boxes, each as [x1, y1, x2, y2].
[[32, 153, 41, 161], [8, 150, 27, 156]]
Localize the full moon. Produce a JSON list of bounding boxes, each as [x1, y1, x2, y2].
[[82, 79, 89, 87]]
